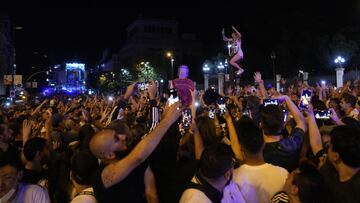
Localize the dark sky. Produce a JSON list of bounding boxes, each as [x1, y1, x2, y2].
[[3, 1, 360, 80]]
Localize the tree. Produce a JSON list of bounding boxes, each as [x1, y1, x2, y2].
[[136, 62, 159, 82]]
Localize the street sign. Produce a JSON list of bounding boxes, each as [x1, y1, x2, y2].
[[10, 90, 15, 98]]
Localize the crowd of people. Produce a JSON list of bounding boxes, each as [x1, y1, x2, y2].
[[1, 65, 360, 203]]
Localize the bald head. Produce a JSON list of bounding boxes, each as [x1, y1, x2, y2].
[[90, 129, 127, 160]]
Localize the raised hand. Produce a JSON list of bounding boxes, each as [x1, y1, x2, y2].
[[221, 28, 225, 35], [124, 82, 137, 100], [22, 119, 33, 141], [163, 102, 182, 124], [147, 81, 157, 100], [253, 72, 263, 83]]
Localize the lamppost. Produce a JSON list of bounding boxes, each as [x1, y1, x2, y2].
[[271, 51, 276, 86], [217, 61, 225, 95], [203, 64, 210, 90], [334, 56, 345, 88], [166, 52, 174, 79]]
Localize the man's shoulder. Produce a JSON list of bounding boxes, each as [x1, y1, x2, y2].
[[179, 188, 212, 203], [17, 183, 50, 203]]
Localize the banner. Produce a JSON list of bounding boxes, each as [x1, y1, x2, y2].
[[4, 75, 22, 85]]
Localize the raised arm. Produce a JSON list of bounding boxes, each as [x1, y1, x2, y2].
[[277, 95, 306, 132], [305, 108, 323, 156], [224, 109, 244, 162], [31, 99, 48, 116], [101, 102, 181, 189], [222, 28, 231, 42], [232, 25, 242, 38], [190, 89, 204, 160], [254, 72, 268, 99]]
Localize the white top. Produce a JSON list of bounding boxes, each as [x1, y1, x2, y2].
[[180, 188, 212, 203], [0, 183, 51, 203], [233, 163, 288, 203], [71, 187, 97, 203], [180, 176, 246, 203]]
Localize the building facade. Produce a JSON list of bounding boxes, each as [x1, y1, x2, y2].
[[110, 17, 202, 79], [0, 15, 15, 95]]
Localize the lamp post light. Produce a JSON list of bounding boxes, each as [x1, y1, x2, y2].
[[166, 52, 174, 79], [270, 51, 276, 86], [334, 56, 346, 88], [203, 64, 210, 90]]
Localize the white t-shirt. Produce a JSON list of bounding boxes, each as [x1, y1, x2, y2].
[[233, 163, 288, 203], [180, 188, 212, 203], [3, 183, 51, 203], [180, 176, 246, 203], [71, 187, 97, 203]]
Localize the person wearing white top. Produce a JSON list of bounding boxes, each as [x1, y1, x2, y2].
[[180, 144, 246, 203], [71, 187, 97, 203], [231, 121, 288, 203], [0, 153, 50, 203]]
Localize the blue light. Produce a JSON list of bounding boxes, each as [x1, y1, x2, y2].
[[5, 102, 10, 107], [66, 63, 85, 71]]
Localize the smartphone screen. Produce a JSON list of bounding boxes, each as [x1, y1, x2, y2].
[[263, 99, 279, 106], [182, 108, 192, 130], [299, 89, 312, 109], [314, 110, 331, 120], [209, 107, 216, 119], [217, 97, 226, 116], [168, 88, 179, 106]]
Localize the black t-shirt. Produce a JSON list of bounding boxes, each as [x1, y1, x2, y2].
[[150, 121, 198, 203], [22, 169, 45, 185], [319, 160, 360, 203], [92, 161, 148, 203], [263, 127, 304, 172]]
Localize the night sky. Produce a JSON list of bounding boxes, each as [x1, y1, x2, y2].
[[3, 1, 360, 81]]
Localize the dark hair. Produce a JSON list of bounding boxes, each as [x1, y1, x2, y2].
[[105, 120, 130, 137], [340, 117, 360, 130], [196, 116, 219, 147], [342, 93, 357, 108], [331, 125, 360, 167], [0, 152, 23, 171], [129, 123, 147, 149], [260, 105, 284, 135], [199, 143, 233, 179], [293, 163, 324, 203], [78, 125, 95, 150], [71, 150, 99, 185], [23, 137, 47, 162], [203, 89, 220, 106], [239, 124, 264, 154]]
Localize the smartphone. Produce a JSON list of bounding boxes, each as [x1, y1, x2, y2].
[[182, 108, 192, 130], [283, 109, 288, 122], [263, 99, 279, 106], [217, 97, 226, 116], [299, 89, 312, 109], [168, 88, 179, 106], [209, 107, 216, 119], [314, 110, 331, 120]]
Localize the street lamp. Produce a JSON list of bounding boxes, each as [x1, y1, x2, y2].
[[217, 61, 225, 71], [270, 51, 276, 86], [203, 64, 210, 73], [334, 56, 346, 88], [166, 52, 174, 79], [334, 56, 345, 67]]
